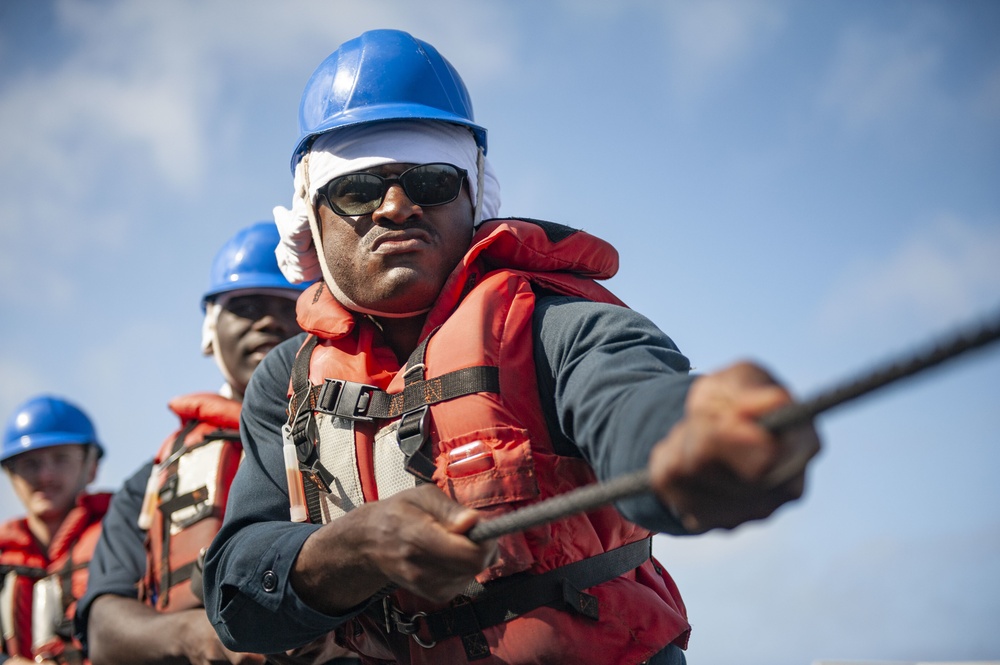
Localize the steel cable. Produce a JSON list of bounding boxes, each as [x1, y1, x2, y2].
[[466, 307, 1000, 543]]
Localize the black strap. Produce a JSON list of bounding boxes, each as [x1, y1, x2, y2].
[[158, 480, 204, 606], [387, 538, 651, 660], [287, 332, 503, 508], [308, 365, 499, 421], [287, 335, 335, 525], [58, 550, 74, 616], [287, 335, 320, 435], [166, 560, 197, 589], [0, 564, 48, 579], [289, 335, 501, 424]]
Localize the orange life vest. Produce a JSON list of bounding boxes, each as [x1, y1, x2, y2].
[[138, 393, 243, 612], [0, 492, 110, 664], [287, 219, 690, 664]]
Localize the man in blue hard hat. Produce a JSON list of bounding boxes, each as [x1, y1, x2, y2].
[[74, 222, 356, 665], [204, 29, 821, 665], [1, 395, 109, 664]]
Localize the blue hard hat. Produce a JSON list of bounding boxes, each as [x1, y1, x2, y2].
[[291, 29, 487, 172], [202, 221, 309, 310], [2, 395, 103, 463]]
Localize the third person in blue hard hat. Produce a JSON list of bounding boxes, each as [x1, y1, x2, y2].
[[205, 29, 822, 665], [1, 394, 109, 664], [74, 222, 357, 665]]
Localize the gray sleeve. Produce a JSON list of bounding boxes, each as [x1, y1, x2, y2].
[[533, 296, 696, 534], [203, 333, 355, 653], [74, 460, 154, 647]]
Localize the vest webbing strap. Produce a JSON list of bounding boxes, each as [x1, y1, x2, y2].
[[154, 420, 197, 609], [166, 560, 196, 589], [155, 426, 239, 600], [0, 564, 47, 579], [288, 335, 319, 428], [58, 551, 73, 617], [287, 333, 502, 521], [288, 335, 501, 424], [385, 538, 652, 660], [307, 365, 500, 420]]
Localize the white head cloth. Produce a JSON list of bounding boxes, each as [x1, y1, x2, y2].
[[201, 288, 302, 398], [272, 120, 501, 316]]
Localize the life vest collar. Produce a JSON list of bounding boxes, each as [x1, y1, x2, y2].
[[168, 393, 241, 430], [295, 218, 619, 339]]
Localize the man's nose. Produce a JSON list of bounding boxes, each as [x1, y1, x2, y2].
[[34, 459, 59, 482], [373, 184, 421, 224], [251, 309, 295, 336]]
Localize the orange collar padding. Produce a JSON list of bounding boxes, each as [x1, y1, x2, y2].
[[167, 393, 241, 430]]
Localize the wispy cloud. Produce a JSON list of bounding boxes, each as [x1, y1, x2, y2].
[[813, 6, 1000, 143], [0, 358, 48, 422], [815, 214, 1000, 341], [658, 0, 788, 103], [818, 20, 942, 133]]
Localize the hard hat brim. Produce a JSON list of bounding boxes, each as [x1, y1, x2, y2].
[[291, 107, 488, 173], [1, 433, 102, 463]]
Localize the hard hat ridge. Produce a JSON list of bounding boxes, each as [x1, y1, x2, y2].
[[2, 394, 103, 463], [291, 29, 487, 172], [202, 221, 309, 310]]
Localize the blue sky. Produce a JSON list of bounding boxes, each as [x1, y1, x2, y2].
[[1, 2, 998, 663]]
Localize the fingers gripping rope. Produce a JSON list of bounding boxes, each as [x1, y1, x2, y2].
[[466, 307, 1000, 543]]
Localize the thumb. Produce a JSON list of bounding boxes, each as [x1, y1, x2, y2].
[[411, 484, 481, 535]]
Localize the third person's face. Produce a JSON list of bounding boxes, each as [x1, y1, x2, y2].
[[6, 444, 95, 524]]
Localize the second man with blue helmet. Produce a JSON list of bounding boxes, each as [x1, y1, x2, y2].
[[75, 222, 355, 664]]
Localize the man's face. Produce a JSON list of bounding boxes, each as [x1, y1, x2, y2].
[[216, 294, 301, 396], [5, 444, 96, 522], [317, 162, 475, 315]]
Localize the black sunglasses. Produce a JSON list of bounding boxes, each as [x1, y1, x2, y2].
[[318, 162, 467, 216]]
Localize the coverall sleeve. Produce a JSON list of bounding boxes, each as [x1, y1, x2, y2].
[[533, 296, 696, 534], [203, 333, 355, 653], [73, 460, 155, 648]]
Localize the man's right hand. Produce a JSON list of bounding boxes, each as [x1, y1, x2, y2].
[[88, 594, 266, 664], [648, 361, 822, 534], [293, 483, 498, 614], [175, 608, 267, 665]]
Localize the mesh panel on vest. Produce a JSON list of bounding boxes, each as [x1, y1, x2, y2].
[[314, 415, 364, 522], [372, 421, 419, 501]]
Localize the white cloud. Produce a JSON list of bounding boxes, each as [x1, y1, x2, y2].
[[818, 21, 941, 132], [0, 359, 49, 425], [0, 0, 522, 307], [0, 0, 517, 204], [972, 63, 1000, 120], [815, 214, 1000, 340], [543, 0, 788, 104], [659, 0, 788, 102]]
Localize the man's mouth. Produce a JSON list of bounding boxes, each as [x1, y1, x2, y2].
[[248, 340, 279, 358], [371, 228, 432, 254]]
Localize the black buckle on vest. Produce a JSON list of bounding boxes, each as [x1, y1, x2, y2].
[[397, 406, 436, 482], [394, 539, 651, 660], [303, 458, 334, 494], [316, 379, 377, 421], [383, 598, 437, 649]]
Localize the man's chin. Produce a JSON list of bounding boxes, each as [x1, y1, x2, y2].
[[29, 498, 70, 520], [355, 281, 441, 316]]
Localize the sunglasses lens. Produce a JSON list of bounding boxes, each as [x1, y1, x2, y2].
[[323, 164, 465, 216], [401, 164, 464, 206], [326, 173, 385, 215]]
